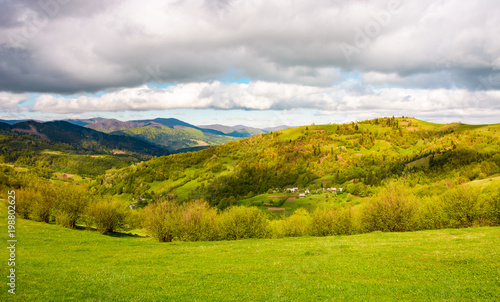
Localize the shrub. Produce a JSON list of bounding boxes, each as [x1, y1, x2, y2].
[[282, 208, 310, 237], [441, 185, 483, 228], [309, 207, 353, 236], [85, 198, 126, 234], [180, 200, 219, 241], [219, 206, 268, 240], [53, 184, 90, 228], [362, 182, 419, 232], [13, 188, 34, 219], [143, 199, 181, 242], [267, 219, 285, 238], [478, 183, 500, 226], [417, 196, 447, 230], [30, 184, 56, 223], [124, 208, 145, 230]]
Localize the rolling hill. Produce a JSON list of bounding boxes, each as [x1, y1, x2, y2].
[[65, 117, 283, 151], [3, 120, 169, 156], [95, 117, 500, 208], [110, 124, 238, 152], [198, 124, 266, 137]]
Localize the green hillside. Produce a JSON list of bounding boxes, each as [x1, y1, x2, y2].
[[96, 117, 500, 209], [1, 204, 498, 301], [111, 125, 238, 152]]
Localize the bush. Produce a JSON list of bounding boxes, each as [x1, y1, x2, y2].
[[417, 196, 447, 230], [309, 207, 353, 236], [13, 188, 34, 219], [30, 184, 56, 223], [180, 200, 219, 241], [482, 184, 500, 225], [53, 184, 90, 228], [282, 208, 310, 237], [85, 198, 126, 234], [143, 199, 181, 242], [219, 206, 268, 240], [441, 185, 485, 228], [267, 219, 285, 238], [362, 182, 419, 232]]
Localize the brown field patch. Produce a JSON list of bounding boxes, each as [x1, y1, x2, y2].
[[354, 153, 362, 156], [58, 173, 74, 178], [320, 180, 327, 183], [311, 130, 324, 132], [268, 195, 298, 198], [286, 198, 296, 202], [268, 208, 285, 211]]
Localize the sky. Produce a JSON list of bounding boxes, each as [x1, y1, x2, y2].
[[0, 0, 499, 128]]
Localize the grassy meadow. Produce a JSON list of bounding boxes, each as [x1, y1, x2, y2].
[[1, 202, 499, 301]]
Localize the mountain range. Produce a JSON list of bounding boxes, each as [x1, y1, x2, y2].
[[0, 117, 290, 154], [0, 120, 169, 157]]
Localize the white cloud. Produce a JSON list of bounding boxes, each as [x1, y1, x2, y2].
[[0, 92, 29, 112], [31, 82, 332, 113], [28, 81, 500, 124]]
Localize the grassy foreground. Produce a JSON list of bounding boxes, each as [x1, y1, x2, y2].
[[1, 209, 499, 301]]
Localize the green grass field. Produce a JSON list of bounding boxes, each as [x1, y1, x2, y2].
[[1, 202, 499, 301]]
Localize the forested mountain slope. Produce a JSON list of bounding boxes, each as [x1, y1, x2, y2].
[[95, 117, 500, 208]]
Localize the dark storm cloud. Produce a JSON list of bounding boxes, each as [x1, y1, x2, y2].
[[0, 0, 499, 94]]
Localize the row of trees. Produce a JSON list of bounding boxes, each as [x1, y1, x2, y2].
[[142, 182, 500, 242], [5, 177, 499, 242], [13, 182, 134, 234]]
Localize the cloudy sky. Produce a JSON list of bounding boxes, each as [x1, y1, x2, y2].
[[0, 0, 499, 127]]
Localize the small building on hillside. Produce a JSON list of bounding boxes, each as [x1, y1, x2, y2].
[[298, 193, 306, 198]]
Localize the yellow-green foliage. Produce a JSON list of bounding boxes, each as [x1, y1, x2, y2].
[[30, 183, 56, 223], [362, 182, 419, 232], [218, 206, 268, 240], [14, 188, 35, 219], [267, 219, 286, 238], [180, 200, 219, 241], [309, 206, 353, 236], [480, 183, 500, 225], [142, 199, 182, 242], [53, 184, 90, 228], [282, 208, 310, 237], [417, 196, 448, 230], [441, 185, 484, 228], [85, 198, 126, 235]]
